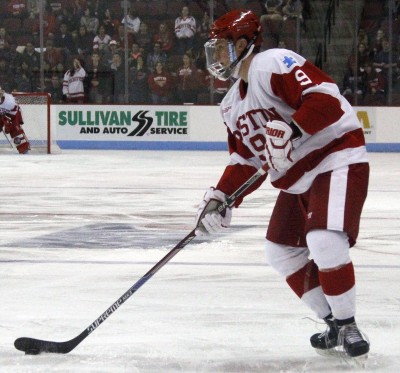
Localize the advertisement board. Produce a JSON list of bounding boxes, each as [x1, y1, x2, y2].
[[53, 105, 400, 151]]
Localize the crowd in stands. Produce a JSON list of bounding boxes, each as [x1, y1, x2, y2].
[[342, 0, 400, 105], [0, 1, 307, 105], [0, 1, 233, 104], [9, 0, 400, 107]]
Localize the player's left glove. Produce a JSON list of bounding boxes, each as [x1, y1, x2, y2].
[[195, 187, 232, 236], [266, 120, 294, 172]]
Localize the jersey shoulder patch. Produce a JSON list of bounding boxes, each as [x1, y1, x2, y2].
[[254, 49, 306, 74]]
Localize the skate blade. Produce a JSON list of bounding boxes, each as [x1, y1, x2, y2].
[[315, 348, 368, 367]]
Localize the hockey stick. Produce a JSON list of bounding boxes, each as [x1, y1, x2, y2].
[[1, 130, 16, 152], [14, 165, 268, 355]]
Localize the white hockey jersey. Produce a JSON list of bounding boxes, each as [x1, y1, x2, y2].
[[63, 67, 86, 99], [174, 16, 196, 39], [216, 48, 368, 198], [0, 93, 19, 117]]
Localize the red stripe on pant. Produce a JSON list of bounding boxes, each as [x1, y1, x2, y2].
[[286, 260, 320, 298]]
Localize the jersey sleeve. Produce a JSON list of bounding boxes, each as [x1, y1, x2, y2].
[[216, 126, 267, 207], [268, 51, 345, 135]]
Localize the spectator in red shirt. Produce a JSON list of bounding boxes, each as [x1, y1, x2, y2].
[[148, 61, 173, 104], [176, 53, 202, 104], [153, 22, 173, 55]]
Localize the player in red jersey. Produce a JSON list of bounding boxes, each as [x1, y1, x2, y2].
[[195, 9, 370, 359], [0, 88, 30, 153]]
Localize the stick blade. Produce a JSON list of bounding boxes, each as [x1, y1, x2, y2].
[[15, 337, 73, 354]]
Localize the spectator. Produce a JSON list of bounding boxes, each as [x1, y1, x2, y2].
[[153, 22, 173, 55], [357, 42, 371, 67], [62, 58, 87, 103], [53, 61, 66, 81], [99, 8, 119, 37], [7, 1, 28, 18], [146, 42, 167, 73], [175, 5, 197, 55], [102, 39, 120, 66], [93, 25, 112, 52], [0, 28, 11, 53], [282, 0, 303, 20], [135, 22, 153, 55], [357, 28, 369, 49], [86, 51, 112, 103], [81, 7, 99, 37], [0, 28, 12, 63], [282, 0, 305, 31], [342, 65, 366, 104], [46, 0, 66, 17], [56, 6, 80, 34], [373, 38, 399, 75], [53, 23, 77, 55], [112, 24, 134, 52], [347, 42, 371, 74], [369, 28, 385, 58], [110, 53, 125, 103], [129, 55, 149, 104], [0, 58, 14, 92], [19, 41, 40, 73], [91, 0, 107, 17], [75, 25, 93, 57], [14, 60, 35, 92], [128, 42, 142, 68], [261, 0, 284, 22], [71, 0, 87, 19], [26, 0, 40, 16], [278, 40, 287, 48], [121, 7, 141, 35], [198, 11, 212, 48], [148, 61, 173, 104], [176, 53, 202, 104], [260, 0, 284, 44], [363, 62, 386, 105], [45, 74, 64, 103], [193, 58, 209, 103], [41, 4, 57, 36], [43, 39, 64, 71]]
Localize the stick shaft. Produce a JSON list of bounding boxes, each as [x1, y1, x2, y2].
[[14, 164, 268, 354], [85, 230, 196, 335]]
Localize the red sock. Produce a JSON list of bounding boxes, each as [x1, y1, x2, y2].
[[318, 262, 355, 296]]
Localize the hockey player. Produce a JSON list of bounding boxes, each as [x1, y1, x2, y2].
[[0, 88, 30, 153], [195, 9, 370, 359]]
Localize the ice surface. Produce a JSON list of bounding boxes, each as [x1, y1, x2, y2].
[[0, 150, 399, 372]]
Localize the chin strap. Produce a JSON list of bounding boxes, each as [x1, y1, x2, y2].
[[231, 44, 255, 79]]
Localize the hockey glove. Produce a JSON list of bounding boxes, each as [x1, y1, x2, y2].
[[195, 187, 232, 236], [266, 120, 294, 172]]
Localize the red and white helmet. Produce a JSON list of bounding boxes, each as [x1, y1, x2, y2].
[[204, 9, 262, 80]]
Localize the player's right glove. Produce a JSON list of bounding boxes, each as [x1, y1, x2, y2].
[[266, 120, 294, 172], [195, 187, 232, 236]]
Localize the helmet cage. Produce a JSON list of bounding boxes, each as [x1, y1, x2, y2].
[[204, 32, 258, 81]]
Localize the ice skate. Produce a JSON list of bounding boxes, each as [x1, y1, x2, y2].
[[310, 315, 339, 350], [311, 316, 369, 366], [337, 321, 369, 358]]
